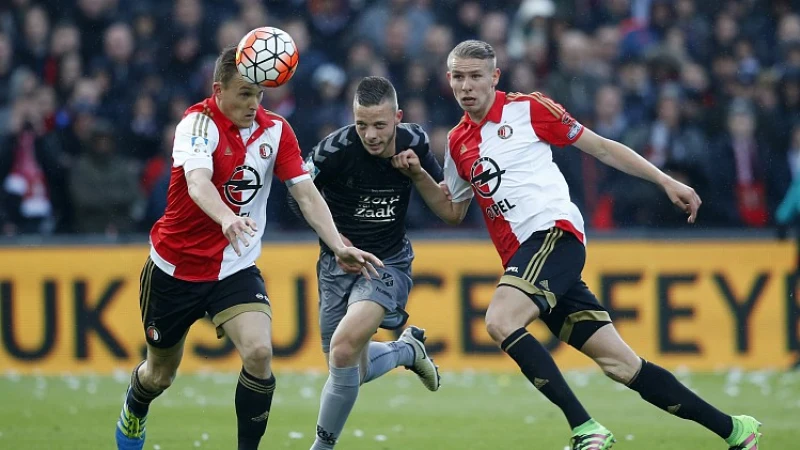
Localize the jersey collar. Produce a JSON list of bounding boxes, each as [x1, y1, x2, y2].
[[463, 90, 505, 128]]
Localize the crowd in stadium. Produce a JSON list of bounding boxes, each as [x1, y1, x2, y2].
[[1, 0, 799, 236]]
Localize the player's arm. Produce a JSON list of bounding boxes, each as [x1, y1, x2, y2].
[[289, 180, 381, 276], [286, 128, 343, 219], [528, 91, 701, 223], [277, 119, 382, 276], [185, 168, 257, 255], [392, 150, 471, 225], [173, 113, 255, 255], [574, 128, 701, 223]]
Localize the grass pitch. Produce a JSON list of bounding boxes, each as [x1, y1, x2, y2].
[[0, 369, 794, 449]]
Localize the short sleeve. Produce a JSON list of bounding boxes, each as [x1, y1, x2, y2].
[[444, 146, 473, 203], [274, 118, 310, 186], [528, 92, 584, 147], [172, 112, 220, 173]]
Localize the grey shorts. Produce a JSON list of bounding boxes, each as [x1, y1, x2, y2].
[[317, 240, 414, 353]]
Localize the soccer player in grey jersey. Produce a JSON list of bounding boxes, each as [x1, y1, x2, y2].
[[289, 76, 443, 449]]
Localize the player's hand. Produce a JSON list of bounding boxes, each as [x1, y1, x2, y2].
[[334, 246, 383, 279], [439, 181, 452, 201], [662, 177, 702, 224], [391, 150, 423, 179], [221, 214, 258, 256], [334, 235, 362, 274]]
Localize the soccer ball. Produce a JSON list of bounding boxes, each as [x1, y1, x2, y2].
[[235, 27, 299, 87]]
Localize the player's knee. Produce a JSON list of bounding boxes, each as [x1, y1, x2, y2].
[[240, 341, 273, 370], [485, 312, 518, 344], [597, 355, 640, 384], [329, 339, 360, 368]]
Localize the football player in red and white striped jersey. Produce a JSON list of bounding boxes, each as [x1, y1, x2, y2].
[[392, 40, 760, 450], [115, 47, 382, 450]]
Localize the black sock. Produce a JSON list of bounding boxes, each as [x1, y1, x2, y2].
[[126, 361, 163, 417], [236, 368, 276, 450], [628, 358, 733, 439], [501, 328, 591, 429]]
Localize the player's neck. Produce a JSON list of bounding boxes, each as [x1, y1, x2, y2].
[[377, 135, 398, 159], [467, 103, 492, 124], [215, 95, 233, 122], [215, 95, 246, 128]]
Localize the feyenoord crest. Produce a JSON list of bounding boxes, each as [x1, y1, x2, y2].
[[497, 124, 513, 139], [146, 325, 161, 343], [259, 142, 273, 159]]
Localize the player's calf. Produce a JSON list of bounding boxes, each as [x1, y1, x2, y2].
[[222, 310, 278, 450], [115, 361, 168, 450], [234, 340, 276, 450], [488, 287, 593, 430], [581, 326, 738, 443], [593, 352, 641, 384], [235, 367, 276, 450]]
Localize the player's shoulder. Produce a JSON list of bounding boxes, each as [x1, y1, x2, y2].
[[176, 103, 220, 141], [259, 107, 289, 127], [396, 122, 429, 151], [446, 115, 469, 139], [312, 124, 357, 162], [504, 91, 554, 103], [444, 116, 471, 157], [508, 91, 567, 119]]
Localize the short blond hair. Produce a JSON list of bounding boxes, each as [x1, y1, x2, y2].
[[447, 40, 496, 69]]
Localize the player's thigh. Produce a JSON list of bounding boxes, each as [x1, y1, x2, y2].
[[497, 228, 584, 315], [317, 252, 358, 354], [331, 300, 386, 349], [220, 311, 273, 361], [488, 228, 579, 339], [346, 253, 413, 332], [206, 266, 273, 355], [140, 257, 208, 351], [540, 279, 613, 349]]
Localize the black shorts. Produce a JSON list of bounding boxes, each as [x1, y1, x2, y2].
[[498, 227, 611, 349], [139, 257, 271, 349]]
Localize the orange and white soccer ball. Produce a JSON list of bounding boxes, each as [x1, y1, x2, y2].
[[235, 27, 299, 87]]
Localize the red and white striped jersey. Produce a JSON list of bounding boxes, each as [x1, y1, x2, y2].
[[150, 96, 309, 281], [444, 91, 586, 267]]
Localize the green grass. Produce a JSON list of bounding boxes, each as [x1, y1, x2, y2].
[[0, 369, 794, 449]]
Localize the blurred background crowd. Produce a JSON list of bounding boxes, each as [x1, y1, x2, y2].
[[1, 0, 800, 236]]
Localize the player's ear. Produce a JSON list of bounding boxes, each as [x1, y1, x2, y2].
[[395, 109, 403, 124], [446, 71, 451, 83], [212, 81, 223, 96], [492, 68, 501, 88]]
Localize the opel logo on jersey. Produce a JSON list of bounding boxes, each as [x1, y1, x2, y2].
[[259, 143, 273, 159], [497, 125, 513, 139], [470, 157, 505, 198], [224, 165, 263, 206]]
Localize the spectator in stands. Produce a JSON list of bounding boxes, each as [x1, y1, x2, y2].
[[545, 30, 601, 121], [708, 99, 791, 227], [2, 0, 800, 233], [69, 119, 140, 234]]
